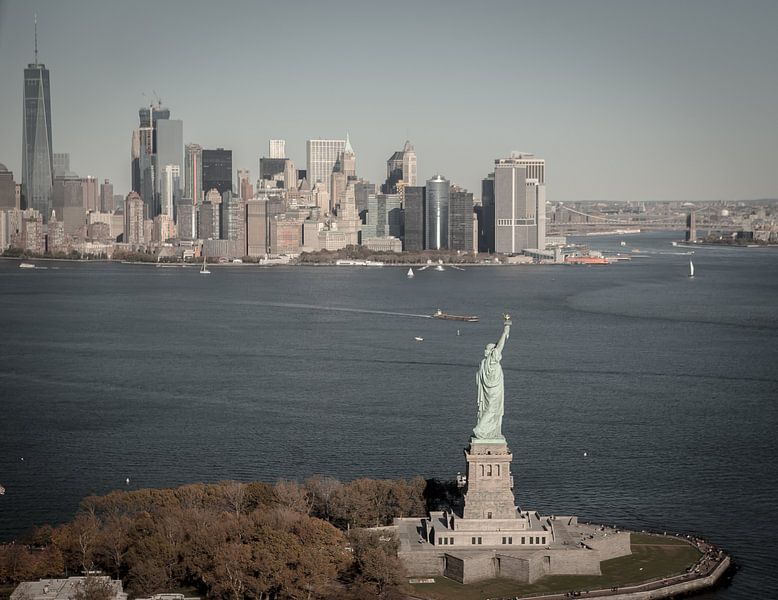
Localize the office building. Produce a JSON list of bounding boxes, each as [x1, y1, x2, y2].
[[198, 189, 222, 240], [306, 138, 346, 188], [246, 196, 269, 257], [426, 175, 450, 250], [99, 179, 113, 213], [505, 152, 545, 183], [355, 180, 376, 216], [124, 191, 145, 246], [156, 118, 183, 196], [269, 139, 285, 159], [81, 176, 99, 213], [269, 215, 302, 255], [493, 156, 545, 253], [53, 153, 70, 177], [47, 211, 65, 253], [403, 186, 425, 251], [221, 191, 245, 245], [184, 143, 203, 205], [383, 140, 417, 193], [22, 22, 54, 219], [0, 164, 17, 210], [160, 165, 180, 217], [176, 198, 196, 240], [479, 174, 495, 253], [202, 148, 232, 195], [237, 169, 252, 201], [52, 174, 84, 236], [449, 188, 474, 252], [20, 209, 45, 254]]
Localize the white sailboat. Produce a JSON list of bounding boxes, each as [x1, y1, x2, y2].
[[407, 268, 414, 278], [200, 251, 211, 275], [689, 258, 694, 278]]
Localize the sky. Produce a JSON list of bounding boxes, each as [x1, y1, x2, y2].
[[0, 0, 776, 202]]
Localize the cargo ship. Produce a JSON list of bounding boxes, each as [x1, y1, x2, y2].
[[432, 308, 479, 322]]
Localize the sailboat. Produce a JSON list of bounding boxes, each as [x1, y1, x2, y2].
[[200, 251, 211, 275], [407, 268, 414, 278], [688, 258, 694, 278]]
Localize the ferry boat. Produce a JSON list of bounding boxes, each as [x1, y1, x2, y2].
[[19, 262, 35, 269], [432, 308, 479, 322]]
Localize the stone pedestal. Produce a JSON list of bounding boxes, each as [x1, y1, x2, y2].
[[462, 440, 518, 520]]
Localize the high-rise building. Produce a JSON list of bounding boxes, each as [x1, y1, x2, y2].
[[449, 188, 474, 252], [505, 152, 545, 183], [355, 181, 376, 217], [383, 140, 417, 193], [269, 139, 286, 159], [493, 155, 545, 253], [184, 143, 203, 206], [0, 164, 17, 210], [306, 139, 346, 188], [202, 148, 232, 195], [426, 175, 450, 250], [245, 196, 268, 257], [22, 19, 54, 220], [124, 191, 145, 246], [160, 165, 180, 217], [403, 186, 426, 252], [479, 174, 495, 253], [47, 211, 65, 253], [99, 179, 113, 213], [237, 169, 252, 201], [52, 173, 84, 235], [221, 191, 245, 244], [20, 209, 45, 254], [155, 118, 183, 197], [176, 198, 196, 240], [198, 189, 222, 239], [53, 153, 69, 177], [81, 176, 99, 213], [340, 135, 356, 178], [402, 141, 417, 186]]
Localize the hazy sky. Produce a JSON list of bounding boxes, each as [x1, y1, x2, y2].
[[0, 0, 776, 202]]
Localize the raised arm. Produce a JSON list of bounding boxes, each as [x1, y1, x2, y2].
[[495, 322, 511, 354]]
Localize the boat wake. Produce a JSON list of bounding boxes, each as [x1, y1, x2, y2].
[[237, 300, 431, 319]]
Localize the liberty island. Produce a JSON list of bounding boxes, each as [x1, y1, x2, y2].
[[395, 318, 732, 596]]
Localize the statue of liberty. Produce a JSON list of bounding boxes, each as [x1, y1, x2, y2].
[[472, 315, 512, 441]]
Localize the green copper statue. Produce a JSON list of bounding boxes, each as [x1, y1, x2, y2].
[[472, 314, 512, 441]]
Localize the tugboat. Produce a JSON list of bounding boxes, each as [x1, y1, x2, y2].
[[431, 308, 479, 322]]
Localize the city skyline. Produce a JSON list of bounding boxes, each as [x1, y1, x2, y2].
[[0, 1, 777, 202]]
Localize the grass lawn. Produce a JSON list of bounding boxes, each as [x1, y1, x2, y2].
[[406, 533, 702, 600]]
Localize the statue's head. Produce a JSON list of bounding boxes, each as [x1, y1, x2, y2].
[[484, 343, 496, 356]]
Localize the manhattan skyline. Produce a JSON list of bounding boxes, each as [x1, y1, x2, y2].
[[0, 0, 776, 202]]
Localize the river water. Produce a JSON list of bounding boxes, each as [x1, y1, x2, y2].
[[0, 231, 776, 598]]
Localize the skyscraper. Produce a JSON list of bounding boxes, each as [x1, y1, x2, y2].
[[53, 153, 69, 177], [402, 141, 417, 186], [383, 141, 417, 193], [0, 164, 17, 211], [479, 174, 495, 253], [426, 175, 450, 250], [155, 118, 183, 197], [124, 191, 145, 246], [81, 176, 99, 213], [237, 169, 253, 201], [493, 155, 545, 253], [184, 143, 203, 205], [22, 18, 54, 220], [306, 138, 346, 188], [100, 179, 114, 213], [403, 186, 426, 252], [449, 188, 474, 252], [269, 139, 286, 159], [160, 165, 180, 217], [202, 148, 232, 195]]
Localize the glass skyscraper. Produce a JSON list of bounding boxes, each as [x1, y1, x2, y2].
[[425, 175, 450, 250], [22, 54, 54, 220]]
